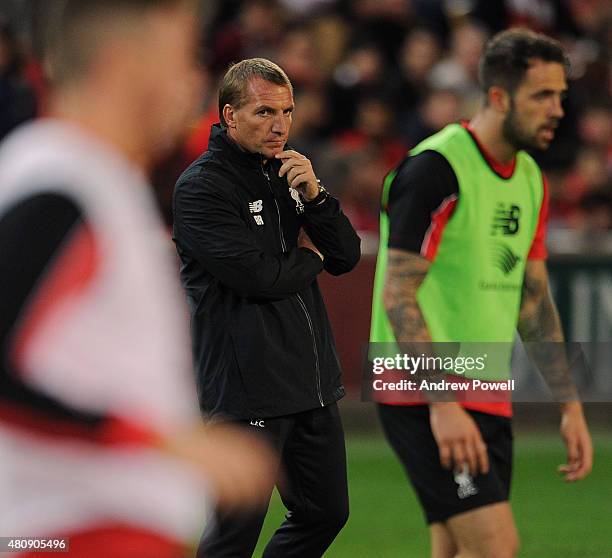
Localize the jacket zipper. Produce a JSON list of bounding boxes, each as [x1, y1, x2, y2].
[[261, 163, 324, 407]]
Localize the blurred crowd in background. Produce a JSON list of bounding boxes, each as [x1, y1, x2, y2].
[[1, 0, 611, 243]]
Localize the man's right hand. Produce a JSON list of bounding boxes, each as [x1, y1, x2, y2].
[[298, 228, 323, 261], [429, 402, 489, 476]]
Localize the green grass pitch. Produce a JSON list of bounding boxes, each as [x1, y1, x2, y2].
[[254, 431, 612, 557]]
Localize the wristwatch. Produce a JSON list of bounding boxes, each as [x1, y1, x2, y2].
[[303, 180, 329, 206]]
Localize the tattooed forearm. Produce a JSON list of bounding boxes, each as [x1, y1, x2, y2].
[[383, 249, 431, 342], [383, 249, 453, 399], [518, 260, 578, 401], [518, 263, 562, 341]]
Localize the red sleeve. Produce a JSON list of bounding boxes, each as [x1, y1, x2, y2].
[[527, 174, 549, 260]]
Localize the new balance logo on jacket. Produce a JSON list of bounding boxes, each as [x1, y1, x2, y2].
[[249, 200, 264, 225], [249, 200, 263, 213]]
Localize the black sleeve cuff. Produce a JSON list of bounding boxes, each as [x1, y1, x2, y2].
[[302, 189, 329, 207], [298, 247, 325, 272]]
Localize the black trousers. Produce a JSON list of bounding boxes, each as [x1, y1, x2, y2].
[[197, 403, 349, 558]]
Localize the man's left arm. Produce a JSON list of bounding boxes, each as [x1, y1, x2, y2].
[[518, 260, 593, 482], [276, 150, 361, 276]]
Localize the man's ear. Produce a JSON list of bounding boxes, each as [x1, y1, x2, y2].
[[488, 86, 511, 114], [223, 104, 236, 128]]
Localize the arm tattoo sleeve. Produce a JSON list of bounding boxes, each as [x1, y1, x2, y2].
[[382, 249, 454, 402], [383, 248, 431, 343], [518, 261, 578, 401]]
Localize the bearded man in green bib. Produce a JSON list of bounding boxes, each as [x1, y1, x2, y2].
[[370, 28, 592, 558]]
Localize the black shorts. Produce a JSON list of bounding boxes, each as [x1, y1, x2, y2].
[[377, 404, 513, 524]]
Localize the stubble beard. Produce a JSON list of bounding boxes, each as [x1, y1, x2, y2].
[[502, 101, 543, 152]]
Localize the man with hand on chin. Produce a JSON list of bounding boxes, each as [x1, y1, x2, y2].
[[173, 58, 360, 557]]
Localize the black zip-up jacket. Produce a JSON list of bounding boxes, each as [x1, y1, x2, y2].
[[173, 125, 361, 419]]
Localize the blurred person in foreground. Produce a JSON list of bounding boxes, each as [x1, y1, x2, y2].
[[0, 1, 276, 557], [173, 58, 360, 557], [370, 29, 592, 558], [0, 16, 37, 141]]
